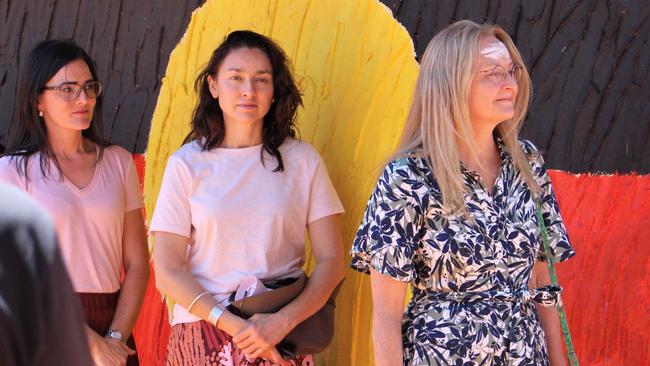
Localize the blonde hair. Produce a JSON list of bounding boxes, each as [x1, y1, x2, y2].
[[394, 20, 540, 213]]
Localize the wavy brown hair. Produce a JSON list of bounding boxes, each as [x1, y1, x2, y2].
[[184, 30, 302, 172]]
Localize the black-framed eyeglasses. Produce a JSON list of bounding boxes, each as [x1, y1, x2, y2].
[[478, 65, 523, 83], [42, 81, 102, 101]]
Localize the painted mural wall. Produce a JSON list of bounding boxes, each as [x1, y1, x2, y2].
[[1, 0, 648, 365]]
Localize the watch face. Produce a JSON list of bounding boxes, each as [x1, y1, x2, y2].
[[107, 329, 123, 341]]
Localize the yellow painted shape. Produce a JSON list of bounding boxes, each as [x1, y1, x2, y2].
[[143, 1, 418, 364]]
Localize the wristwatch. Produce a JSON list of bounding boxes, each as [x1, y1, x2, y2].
[[105, 329, 124, 342]]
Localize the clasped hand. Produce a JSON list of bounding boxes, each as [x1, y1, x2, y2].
[[233, 312, 293, 364], [89, 333, 135, 366]]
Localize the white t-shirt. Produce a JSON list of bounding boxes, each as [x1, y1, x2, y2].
[[149, 138, 344, 325], [0, 145, 144, 293]]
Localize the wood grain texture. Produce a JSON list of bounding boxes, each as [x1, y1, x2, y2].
[[0, 0, 646, 172], [1, 1, 648, 364], [380, 0, 649, 174], [0, 0, 202, 152]]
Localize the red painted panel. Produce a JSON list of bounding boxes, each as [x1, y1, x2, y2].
[[549, 171, 650, 365], [133, 154, 146, 191], [131, 264, 171, 365], [130, 154, 650, 365], [131, 154, 171, 365]]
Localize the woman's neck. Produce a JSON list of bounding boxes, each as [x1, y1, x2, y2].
[[221, 120, 263, 148], [458, 128, 499, 170], [47, 129, 91, 158]]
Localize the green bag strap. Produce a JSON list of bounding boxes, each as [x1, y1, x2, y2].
[[535, 200, 579, 366]]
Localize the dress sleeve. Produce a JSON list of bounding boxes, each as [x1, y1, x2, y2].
[[522, 140, 576, 263], [350, 159, 425, 282], [149, 154, 193, 238], [306, 152, 345, 224]]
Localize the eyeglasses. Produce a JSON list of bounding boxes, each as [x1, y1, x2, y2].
[[42, 81, 102, 101], [477, 65, 523, 84]]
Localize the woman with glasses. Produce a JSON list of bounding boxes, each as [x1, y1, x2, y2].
[[351, 21, 575, 365], [0, 39, 149, 366]]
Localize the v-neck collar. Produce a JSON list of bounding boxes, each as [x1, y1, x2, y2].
[[59, 145, 101, 193], [459, 137, 512, 197]]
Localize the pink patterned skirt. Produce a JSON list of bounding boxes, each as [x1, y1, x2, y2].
[[164, 320, 314, 366]]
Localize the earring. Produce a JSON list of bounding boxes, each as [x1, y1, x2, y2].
[[39, 111, 43, 117], [272, 98, 275, 103]]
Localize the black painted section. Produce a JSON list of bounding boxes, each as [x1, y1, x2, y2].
[[0, 0, 202, 153], [380, 0, 649, 174], [0, 0, 647, 173]]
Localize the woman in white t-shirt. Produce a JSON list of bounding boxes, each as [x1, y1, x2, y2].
[[151, 30, 346, 366], [0, 40, 149, 366]]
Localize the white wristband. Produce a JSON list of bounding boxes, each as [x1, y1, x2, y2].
[[208, 306, 224, 327]]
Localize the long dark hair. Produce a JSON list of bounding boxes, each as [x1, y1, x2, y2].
[[184, 30, 302, 172], [4, 39, 107, 181]]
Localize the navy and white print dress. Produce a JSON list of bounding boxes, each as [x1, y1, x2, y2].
[[351, 139, 575, 366]]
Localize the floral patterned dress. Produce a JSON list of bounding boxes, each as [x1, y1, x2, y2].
[[351, 140, 575, 365]]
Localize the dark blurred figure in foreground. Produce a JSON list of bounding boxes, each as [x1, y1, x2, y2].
[[0, 182, 92, 365]]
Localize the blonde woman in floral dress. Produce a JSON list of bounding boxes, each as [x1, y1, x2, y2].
[[352, 20, 575, 366]]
